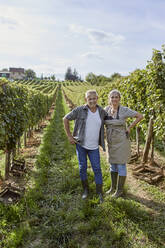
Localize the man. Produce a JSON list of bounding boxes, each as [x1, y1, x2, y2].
[[63, 90, 107, 203]]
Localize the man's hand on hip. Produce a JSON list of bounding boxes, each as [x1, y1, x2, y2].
[[68, 136, 77, 144]]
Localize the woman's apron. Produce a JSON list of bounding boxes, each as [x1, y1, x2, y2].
[[105, 119, 131, 164]]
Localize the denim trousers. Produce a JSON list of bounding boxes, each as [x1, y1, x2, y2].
[[110, 164, 127, 176], [76, 143, 102, 184]]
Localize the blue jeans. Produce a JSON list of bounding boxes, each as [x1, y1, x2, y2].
[[110, 164, 127, 176], [76, 144, 102, 184]]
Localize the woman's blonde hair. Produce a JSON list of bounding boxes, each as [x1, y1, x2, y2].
[[108, 89, 121, 99]]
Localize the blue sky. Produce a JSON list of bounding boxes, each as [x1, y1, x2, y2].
[[0, 0, 165, 80]]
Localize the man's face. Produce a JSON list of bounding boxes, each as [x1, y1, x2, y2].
[[85, 93, 98, 109]]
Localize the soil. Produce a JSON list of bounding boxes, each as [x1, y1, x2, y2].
[[101, 143, 165, 215], [0, 120, 48, 197]]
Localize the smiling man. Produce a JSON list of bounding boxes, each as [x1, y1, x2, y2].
[[63, 90, 107, 203]]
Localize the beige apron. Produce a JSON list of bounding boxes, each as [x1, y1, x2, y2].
[[105, 119, 131, 164]]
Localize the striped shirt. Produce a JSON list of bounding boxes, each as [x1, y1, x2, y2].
[[104, 105, 137, 120]]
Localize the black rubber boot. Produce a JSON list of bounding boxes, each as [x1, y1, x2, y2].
[[106, 172, 118, 194], [96, 184, 103, 203], [112, 176, 126, 198], [81, 180, 89, 199]]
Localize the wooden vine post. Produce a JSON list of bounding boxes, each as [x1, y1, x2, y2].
[[5, 147, 11, 180], [142, 117, 153, 163], [136, 126, 141, 156], [24, 131, 27, 147], [150, 131, 155, 163]]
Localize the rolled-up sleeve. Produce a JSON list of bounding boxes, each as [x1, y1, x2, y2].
[[124, 107, 137, 118], [64, 107, 79, 120]]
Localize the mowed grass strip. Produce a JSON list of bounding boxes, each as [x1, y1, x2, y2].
[[1, 89, 165, 248]]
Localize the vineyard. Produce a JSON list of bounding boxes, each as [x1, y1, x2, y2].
[[0, 48, 165, 248]]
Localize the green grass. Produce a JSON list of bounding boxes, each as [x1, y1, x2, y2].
[[0, 88, 165, 248]]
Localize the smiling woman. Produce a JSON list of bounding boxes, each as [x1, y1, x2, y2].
[[104, 89, 143, 198]]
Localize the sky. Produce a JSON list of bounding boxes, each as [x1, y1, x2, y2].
[[0, 0, 165, 80]]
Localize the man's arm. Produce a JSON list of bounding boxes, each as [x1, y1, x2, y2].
[[63, 117, 76, 144]]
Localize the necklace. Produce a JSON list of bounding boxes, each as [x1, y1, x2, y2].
[[108, 106, 120, 119], [110, 108, 117, 116]]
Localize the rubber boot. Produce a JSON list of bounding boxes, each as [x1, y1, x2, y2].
[[81, 180, 89, 199], [112, 176, 126, 198], [106, 172, 118, 194], [96, 184, 103, 203]]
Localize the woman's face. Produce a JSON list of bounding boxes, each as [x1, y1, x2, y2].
[[109, 93, 120, 106]]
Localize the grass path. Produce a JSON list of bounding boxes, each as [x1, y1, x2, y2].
[[1, 88, 165, 248]]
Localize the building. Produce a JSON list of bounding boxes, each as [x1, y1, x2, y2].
[[0, 71, 10, 79], [0, 68, 25, 80], [9, 67, 25, 80]]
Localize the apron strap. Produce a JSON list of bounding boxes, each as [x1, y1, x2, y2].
[[116, 106, 120, 119]]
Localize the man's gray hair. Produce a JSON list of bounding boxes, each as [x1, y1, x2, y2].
[[108, 89, 121, 99], [85, 90, 98, 98]]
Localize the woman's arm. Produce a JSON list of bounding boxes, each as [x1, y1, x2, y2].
[[127, 112, 143, 133]]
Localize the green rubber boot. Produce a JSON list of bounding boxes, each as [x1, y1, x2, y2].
[[96, 184, 103, 203], [81, 180, 89, 199], [106, 172, 118, 194], [112, 176, 126, 198]]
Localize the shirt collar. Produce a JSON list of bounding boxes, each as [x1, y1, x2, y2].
[[83, 104, 99, 110]]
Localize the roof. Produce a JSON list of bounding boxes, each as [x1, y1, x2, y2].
[[9, 67, 25, 73], [0, 71, 10, 74]]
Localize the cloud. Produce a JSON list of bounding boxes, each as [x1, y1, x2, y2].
[[0, 6, 56, 57], [87, 29, 125, 46], [150, 20, 165, 31], [69, 24, 86, 34], [0, 0, 164, 81], [81, 52, 103, 60], [31, 57, 72, 76], [0, 16, 18, 28], [69, 24, 125, 47]]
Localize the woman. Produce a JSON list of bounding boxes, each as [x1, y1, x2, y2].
[[104, 89, 143, 198]]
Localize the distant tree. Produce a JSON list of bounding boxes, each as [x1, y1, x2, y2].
[[85, 72, 122, 85], [109, 73, 121, 81], [65, 67, 72, 80], [73, 68, 79, 81], [1, 68, 8, 72], [51, 74, 56, 80], [85, 73, 97, 85], [25, 69, 36, 79], [65, 67, 81, 81]]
